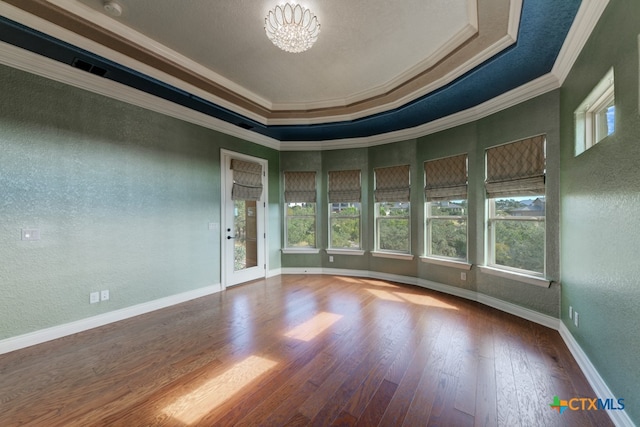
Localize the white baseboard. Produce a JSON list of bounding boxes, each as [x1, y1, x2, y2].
[[0, 283, 222, 355], [559, 322, 635, 427], [266, 268, 282, 278]]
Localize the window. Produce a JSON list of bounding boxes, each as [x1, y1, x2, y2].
[[284, 171, 316, 248], [485, 135, 546, 275], [575, 68, 615, 155], [374, 165, 410, 253], [424, 154, 468, 261], [328, 170, 361, 249]]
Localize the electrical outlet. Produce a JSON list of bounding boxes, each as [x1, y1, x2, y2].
[[100, 290, 110, 301], [21, 228, 40, 241], [90, 292, 100, 304], [569, 306, 573, 319], [461, 272, 467, 281], [574, 311, 579, 327], [329, 256, 334, 262]]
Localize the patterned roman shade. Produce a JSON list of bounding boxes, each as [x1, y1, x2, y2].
[[424, 154, 468, 201], [374, 165, 410, 202], [485, 135, 546, 198], [328, 170, 361, 203], [284, 171, 317, 203], [231, 159, 263, 201]]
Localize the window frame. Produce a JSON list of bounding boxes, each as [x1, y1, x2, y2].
[[328, 202, 362, 250], [487, 196, 546, 276], [575, 68, 615, 156], [374, 201, 411, 254], [284, 202, 317, 249], [425, 199, 468, 262]]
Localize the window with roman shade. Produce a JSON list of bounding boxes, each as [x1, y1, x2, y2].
[[485, 135, 546, 275], [284, 171, 317, 202], [231, 159, 263, 201], [424, 154, 468, 201], [424, 154, 468, 261], [328, 170, 362, 250], [328, 170, 361, 203], [485, 135, 545, 198], [374, 165, 410, 202], [284, 171, 317, 248], [374, 165, 411, 254]]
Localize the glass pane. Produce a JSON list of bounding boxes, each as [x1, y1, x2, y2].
[[234, 200, 258, 271], [287, 218, 315, 247], [494, 220, 544, 273], [378, 201, 409, 216], [429, 200, 466, 216], [493, 197, 545, 217], [595, 103, 615, 142], [430, 218, 467, 259], [378, 218, 410, 252], [330, 203, 360, 249]]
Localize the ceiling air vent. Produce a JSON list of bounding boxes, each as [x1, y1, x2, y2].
[[71, 58, 108, 77], [236, 122, 253, 130]]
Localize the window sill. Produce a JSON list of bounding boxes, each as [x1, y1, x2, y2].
[[281, 248, 321, 255], [420, 256, 472, 270], [326, 249, 365, 256], [478, 265, 551, 288], [371, 251, 414, 261]]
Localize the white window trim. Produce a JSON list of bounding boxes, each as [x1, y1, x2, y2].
[[371, 251, 414, 261], [328, 203, 362, 251], [478, 265, 551, 288], [575, 67, 615, 156], [326, 249, 365, 256], [487, 199, 546, 277], [284, 202, 317, 249], [374, 202, 411, 254], [425, 200, 468, 263], [420, 256, 472, 270], [282, 248, 321, 254]]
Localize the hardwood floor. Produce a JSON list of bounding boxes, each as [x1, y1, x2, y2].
[[0, 275, 613, 426]]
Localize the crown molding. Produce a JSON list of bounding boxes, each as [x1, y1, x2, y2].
[[0, 40, 281, 151], [0, 0, 270, 124], [4, 0, 519, 126], [279, 73, 560, 151], [45, 0, 274, 110], [551, 0, 610, 85], [0, 0, 604, 151]]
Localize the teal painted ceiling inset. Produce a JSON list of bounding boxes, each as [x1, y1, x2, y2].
[[0, 0, 582, 142]]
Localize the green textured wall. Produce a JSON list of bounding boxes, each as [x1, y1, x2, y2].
[[560, 0, 640, 422], [0, 65, 279, 340]]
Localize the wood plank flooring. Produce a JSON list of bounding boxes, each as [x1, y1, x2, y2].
[[0, 275, 614, 426]]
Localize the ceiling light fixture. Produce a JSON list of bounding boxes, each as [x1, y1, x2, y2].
[[265, 3, 320, 53]]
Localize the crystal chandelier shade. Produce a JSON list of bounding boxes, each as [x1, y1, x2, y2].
[[265, 3, 320, 53]]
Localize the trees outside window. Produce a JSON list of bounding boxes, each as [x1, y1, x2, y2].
[[488, 196, 545, 274], [286, 203, 316, 247], [376, 202, 410, 253], [427, 200, 467, 260], [329, 203, 361, 249]]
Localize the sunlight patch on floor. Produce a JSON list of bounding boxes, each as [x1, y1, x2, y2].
[[163, 355, 277, 425], [365, 288, 405, 302], [393, 292, 459, 310], [284, 312, 343, 341]]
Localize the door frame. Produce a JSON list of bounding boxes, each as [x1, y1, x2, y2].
[[220, 149, 268, 289]]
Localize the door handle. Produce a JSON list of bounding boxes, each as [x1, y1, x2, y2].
[[227, 235, 235, 239]]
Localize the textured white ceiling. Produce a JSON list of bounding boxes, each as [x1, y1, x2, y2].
[[72, 0, 476, 107]]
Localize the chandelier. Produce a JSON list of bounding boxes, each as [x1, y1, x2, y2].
[[265, 3, 320, 53]]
